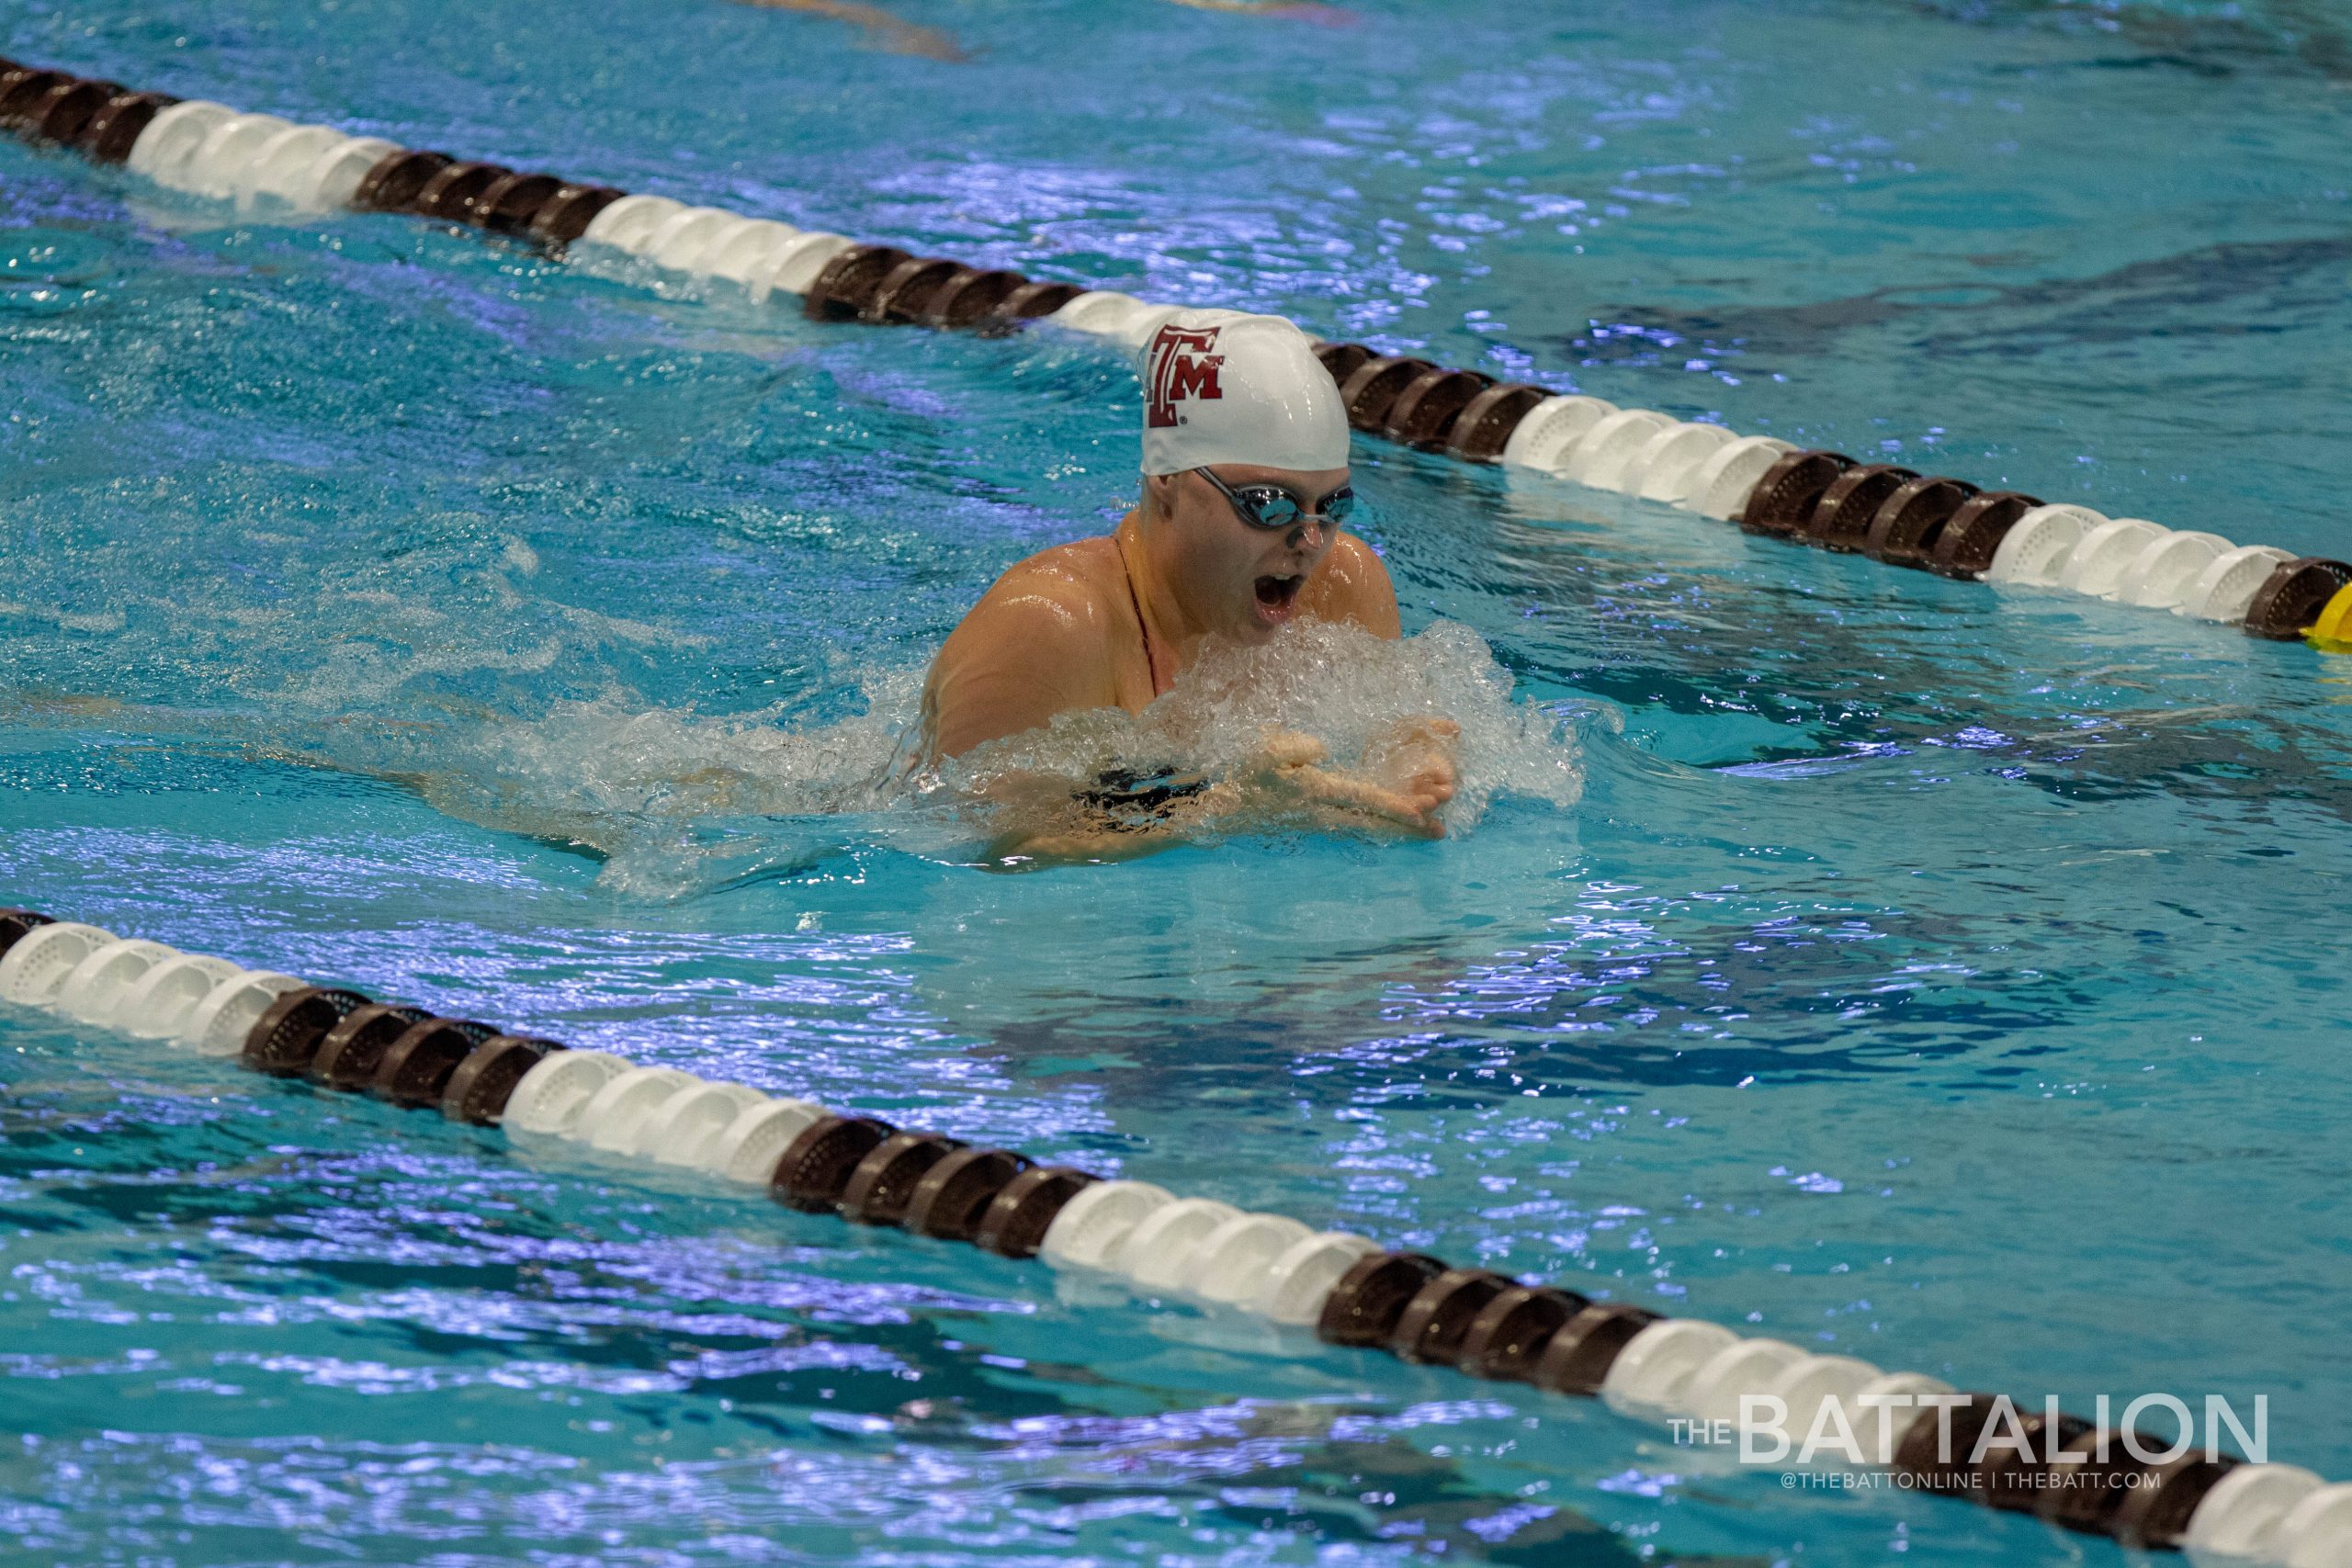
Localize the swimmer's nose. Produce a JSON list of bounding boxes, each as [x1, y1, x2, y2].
[[1288, 515, 1331, 553]]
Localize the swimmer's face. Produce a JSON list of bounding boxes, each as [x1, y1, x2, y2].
[[1148, 463, 1351, 637]]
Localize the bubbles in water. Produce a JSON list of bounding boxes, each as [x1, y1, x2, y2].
[[292, 671, 930, 899], [933, 618, 1584, 852], [284, 619, 1579, 894]]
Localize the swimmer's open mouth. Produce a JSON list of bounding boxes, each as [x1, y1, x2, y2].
[[1254, 573, 1304, 611]]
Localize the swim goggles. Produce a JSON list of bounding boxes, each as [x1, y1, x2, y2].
[[1195, 468, 1355, 532]]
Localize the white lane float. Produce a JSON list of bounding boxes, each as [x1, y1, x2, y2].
[[697, 218, 799, 283], [573, 1066, 703, 1153], [1500, 395, 1617, 473], [125, 100, 235, 185], [2055, 517, 2167, 597], [53, 939, 180, 1025], [179, 971, 305, 1055], [1189, 1212, 1316, 1305], [2184, 1462, 2324, 1566], [580, 193, 684, 253], [2179, 546, 2296, 622], [1764, 1355, 1884, 1464], [1848, 1371, 1955, 1464], [638, 1080, 772, 1166], [704, 1096, 828, 1182], [241, 124, 349, 208], [114, 954, 248, 1039], [300, 136, 401, 209], [1047, 290, 1157, 340], [641, 207, 740, 271], [1984, 503, 2105, 587], [1623, 421, 1737, 502], [2276, 1482, 2352, 1568], [2112, 530, 2233, 608], [1679, 1337, 1808, 1425], [179, 112, 296, 198], [0, 922, 120, 1006], [1110, 1197, 1244, 1293], [1250, 1231, 1382, 1326], [1683, 435, 1799, 521], [1559, 408, 1676, 491], [1038, 1179, 1177, 1271], [503, 1049, 632, 1136], [749, 231, 853, 301], [1600, 1318, 1739, 1418]]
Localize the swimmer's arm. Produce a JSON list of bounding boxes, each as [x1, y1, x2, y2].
[[985, 774, 1248, 866], [923, 578, 1119, 761], [987, 733, 1451, 868], [919, 570, 1200, 863], [924, 580, 1210, 863]]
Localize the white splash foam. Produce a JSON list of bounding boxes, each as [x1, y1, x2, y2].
[[290, 619, 1577, 891], [937, 619, 1584, 843]]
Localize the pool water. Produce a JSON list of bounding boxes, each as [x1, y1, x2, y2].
[[6, 0, 2351, 1562]]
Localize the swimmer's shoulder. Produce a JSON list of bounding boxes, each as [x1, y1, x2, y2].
[[929, 537, 1125, 694], [962, 536, 1128, 649], [925, 537, 1131, 758], [1306, 531, 1403, 637]]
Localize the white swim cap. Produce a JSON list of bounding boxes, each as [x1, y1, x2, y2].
[[1137, 313, 1350, 476]]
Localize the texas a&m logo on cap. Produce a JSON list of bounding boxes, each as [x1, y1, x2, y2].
[[1145, 323, 1225, 428]]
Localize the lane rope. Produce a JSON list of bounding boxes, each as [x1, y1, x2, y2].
[[3, 53, 2348, 653], [5, 903, 2347, 1563]]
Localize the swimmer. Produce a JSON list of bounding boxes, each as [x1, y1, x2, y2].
[[731, 0, 969, 62], [922, 312, 1459, 860]]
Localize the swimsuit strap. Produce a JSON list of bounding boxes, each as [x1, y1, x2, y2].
[[1114, 534, 1166, 699]]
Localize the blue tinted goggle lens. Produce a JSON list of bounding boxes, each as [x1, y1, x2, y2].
[[1205, 472, 1355, 530]]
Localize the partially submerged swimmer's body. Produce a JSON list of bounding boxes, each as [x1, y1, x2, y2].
[[922, 314, 1460, 863]]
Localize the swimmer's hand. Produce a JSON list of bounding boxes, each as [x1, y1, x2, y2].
[[1365, 716, 1461, 821], [1247, 720, 1457, 839]]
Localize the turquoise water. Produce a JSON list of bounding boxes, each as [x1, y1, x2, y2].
[[6, 0, 2352, 1562]]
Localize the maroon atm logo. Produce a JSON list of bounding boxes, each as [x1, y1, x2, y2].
[[1146, 324, 1225, 428]]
